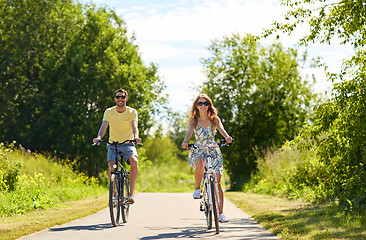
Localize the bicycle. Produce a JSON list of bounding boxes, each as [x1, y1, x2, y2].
[[188, 139, 232, 234], [93, 139, 139, 227]]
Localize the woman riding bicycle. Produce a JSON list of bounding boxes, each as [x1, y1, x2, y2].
[[181, 93, 232, 223]]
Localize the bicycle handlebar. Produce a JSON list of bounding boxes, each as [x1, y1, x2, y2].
[[92, 139, 142, 147], [187, 139, 234, 149]]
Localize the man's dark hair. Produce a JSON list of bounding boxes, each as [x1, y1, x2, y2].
[[114, 88, 128, 97]]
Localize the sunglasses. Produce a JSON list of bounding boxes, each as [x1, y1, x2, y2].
[[197, 101, 210, 106], [115, 95, 127, 99]]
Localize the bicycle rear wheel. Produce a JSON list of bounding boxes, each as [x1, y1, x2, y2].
[[109, 174, 120, 227], [203, 181, 212, 229], [121, 177, 130, 223], [210, 178, 219, 234]]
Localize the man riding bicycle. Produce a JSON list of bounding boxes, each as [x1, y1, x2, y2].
[[93, 88, 141, 204]]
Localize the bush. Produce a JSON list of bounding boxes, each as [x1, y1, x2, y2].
[[0, 143, 106, 217]]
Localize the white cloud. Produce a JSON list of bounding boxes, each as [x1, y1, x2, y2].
[[98, 0, 354, 112], [159, 66, 205, 112], [138, 42, 207, 61], [121, 0, 287, 43]]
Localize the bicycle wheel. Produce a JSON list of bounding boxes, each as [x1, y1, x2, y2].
[[203, 181, 212, 229], [210, 178, 219, 234], [109, 174, 120, 227], [121, 177, 130, 223]]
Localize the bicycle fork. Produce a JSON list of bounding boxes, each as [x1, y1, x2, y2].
[[213, 173, 221, 206]]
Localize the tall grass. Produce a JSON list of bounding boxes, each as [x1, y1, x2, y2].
[[0, 142, 106, 217], [134, 139, 195, 192], [245, 143, 322, 203]]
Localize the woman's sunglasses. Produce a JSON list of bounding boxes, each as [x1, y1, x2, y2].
[[197, 101, 210, 106], [115, 95, 127, 99]]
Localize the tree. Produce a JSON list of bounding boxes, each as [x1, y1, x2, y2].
[[0, 0, 166, 177], [265, 0, 366, 211], [200, 34, 316, 189]]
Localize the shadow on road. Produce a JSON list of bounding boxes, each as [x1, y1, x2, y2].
[[140, 218, 278, 239], [49, 223, 113, 232]]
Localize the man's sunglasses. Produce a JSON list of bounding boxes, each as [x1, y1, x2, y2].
[[197, 101, 210, 106], [115, 95, 127, 99]]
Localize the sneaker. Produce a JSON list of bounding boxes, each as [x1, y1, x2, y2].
[[127, 195, 135, 204], [193, 189, 201, 199], [219, 214, 228, 223]]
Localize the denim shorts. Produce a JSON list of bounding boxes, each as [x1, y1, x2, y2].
[[107, 144, 138, 164]]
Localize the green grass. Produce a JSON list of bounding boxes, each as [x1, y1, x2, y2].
[[226, 192, 366, 239], [0, 142, 107, 217], [133, 145, 195, 193], [0, 193, 108, 240]]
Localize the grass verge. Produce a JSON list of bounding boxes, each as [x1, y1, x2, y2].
[[225, 192, 366, 240], [0, 192, 108, 240]]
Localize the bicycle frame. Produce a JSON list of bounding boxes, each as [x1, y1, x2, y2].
[[203, 156, 221, 209]]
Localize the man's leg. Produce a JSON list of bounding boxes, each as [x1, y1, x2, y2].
[[128, 155, 138, 196], [108, 160, 116, 198], [108, 160, 115, 182]]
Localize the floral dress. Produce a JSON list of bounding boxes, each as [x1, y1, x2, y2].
[[188, 124, 223, 175]]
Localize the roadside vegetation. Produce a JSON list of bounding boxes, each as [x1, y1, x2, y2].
[[0, 142, 106, 217], [226, 192, 366, 240]]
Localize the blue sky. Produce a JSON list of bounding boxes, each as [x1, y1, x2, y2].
[[81, 0, 353, 114]]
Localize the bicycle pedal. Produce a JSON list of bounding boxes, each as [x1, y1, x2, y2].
[[199, 202, 205, 211]]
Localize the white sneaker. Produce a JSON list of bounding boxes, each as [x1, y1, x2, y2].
[[219, 214, 228, 223], [127, 195, 135, 204], [193, 189, 201, 199]]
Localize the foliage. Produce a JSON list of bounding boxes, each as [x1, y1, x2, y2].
[[167, 112, 190, 161], [0, 0, 166, 177], [135, 135, 194, 192], [262, 0, 366, 212], [245, 142, 327, 203], [200, 33, 317, 189], [264, 0, 366, 49], [0, 142, 105, 217]]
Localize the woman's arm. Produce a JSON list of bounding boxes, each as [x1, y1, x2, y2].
[[215, 116, 232, 143], [181, 119, 195, 149]]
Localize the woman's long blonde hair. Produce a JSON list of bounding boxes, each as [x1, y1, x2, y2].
[[190, 93, 218, 128]]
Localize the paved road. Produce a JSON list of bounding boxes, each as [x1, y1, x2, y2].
[[20, 193, 279, 240]]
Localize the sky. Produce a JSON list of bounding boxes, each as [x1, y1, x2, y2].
[[80, 0, 354, 114]]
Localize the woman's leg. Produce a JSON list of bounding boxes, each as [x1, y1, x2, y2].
[[216, 173, 224, 214], [194, 158, 205, 190]]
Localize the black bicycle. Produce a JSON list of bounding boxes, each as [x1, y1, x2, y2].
[[93, 139, 138, 226], [188, 139, 232, 234]]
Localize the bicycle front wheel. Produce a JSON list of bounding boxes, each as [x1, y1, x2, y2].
[[121, 177, 130, 223], [203, 181, 212, 229], [109, 174, 120, 227], [210, 178, 219, 234]]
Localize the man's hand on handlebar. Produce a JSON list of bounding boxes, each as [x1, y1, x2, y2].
[[93, 138, 102, 146]]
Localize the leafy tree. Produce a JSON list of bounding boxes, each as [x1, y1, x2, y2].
[[264, 0, 366, 211], [167, 112, 190, 161], [200, 34, 316, 189], [0, 0, 166, 177]]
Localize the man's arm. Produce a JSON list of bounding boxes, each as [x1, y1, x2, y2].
[[132, 120, 142, 143], [93, 120, 108, 144]]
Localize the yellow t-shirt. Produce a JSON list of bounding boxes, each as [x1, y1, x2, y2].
[[103, 106, 138, 143]]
